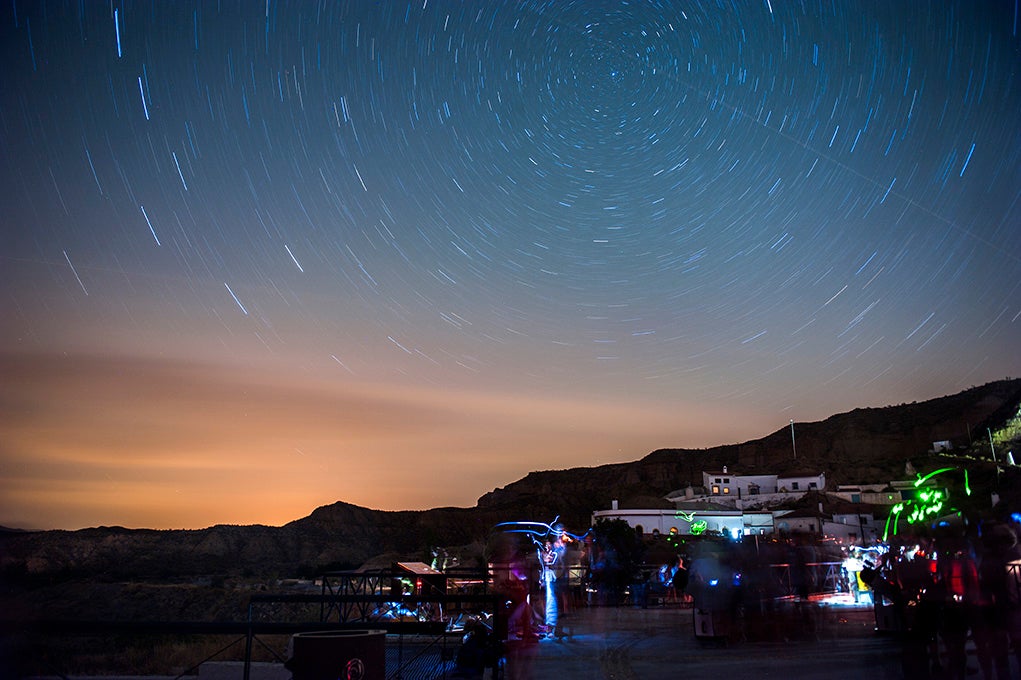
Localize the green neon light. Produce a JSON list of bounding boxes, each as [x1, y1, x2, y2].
[[882, 513, 894, 542], [884, 501, 906, 541], [690, 520, 708, 536], [884, 466, 975, 540], [915, 467, 956, 487]]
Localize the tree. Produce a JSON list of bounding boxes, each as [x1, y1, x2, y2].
[[589, 519, 646, 604]]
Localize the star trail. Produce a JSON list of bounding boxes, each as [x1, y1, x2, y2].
[[1, 1, 1019, 530]]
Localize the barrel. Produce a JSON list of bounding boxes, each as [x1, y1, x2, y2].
[[285, 629, 386, 680]]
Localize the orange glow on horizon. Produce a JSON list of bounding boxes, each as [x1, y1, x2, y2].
[[0, 350, 760, 530]]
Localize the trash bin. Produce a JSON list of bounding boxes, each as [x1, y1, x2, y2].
[[285, 629, 386, 680], [693, 607, 730, 639]]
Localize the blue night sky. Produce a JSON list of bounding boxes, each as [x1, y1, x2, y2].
[[1, 1, 1019, 530]]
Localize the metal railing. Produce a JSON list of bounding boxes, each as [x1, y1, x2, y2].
[[764, 561, 845, 598], [241, 568, 501, 679]]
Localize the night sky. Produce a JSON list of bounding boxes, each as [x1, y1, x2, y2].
[[2, 1, 1019, 531]]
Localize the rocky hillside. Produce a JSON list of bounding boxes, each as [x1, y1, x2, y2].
[[2, 379, 1019, 587], [0, 504, 505, 584], [476, 378, 1021, 528]]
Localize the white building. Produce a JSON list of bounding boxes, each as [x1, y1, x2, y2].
[[832, 485, 902, 506], [777, 471, 826, 493], [773, 508, 824, 535], [698, 467, 825, 499], [701, 467, 778, 498], [592, 467, 900, 543], [824, 511, 882, 544], [591, 506, 777, 540]]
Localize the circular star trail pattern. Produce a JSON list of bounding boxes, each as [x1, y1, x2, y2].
[[2, 1, 1020, 428]]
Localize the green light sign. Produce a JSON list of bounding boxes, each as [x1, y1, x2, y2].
[[690, 520, 708, 536], [882, 466, 965, 541]]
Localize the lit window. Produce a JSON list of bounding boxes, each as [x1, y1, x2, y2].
[[723, 487, 730, 494], [712, 485, 720, 494]]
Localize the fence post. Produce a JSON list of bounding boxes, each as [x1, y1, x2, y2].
[[243, 601, 254, 680]]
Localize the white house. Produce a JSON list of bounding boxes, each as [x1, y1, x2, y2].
[[592, 467, 897, 543], [698, 467, 826, 499], [824, 511, 882, 543], [593, 501, 884, 542], [773, 508, 825, 535], [832, 485, 902, 506], [701, 467, 778, 498], [777, 471, 826, 493]]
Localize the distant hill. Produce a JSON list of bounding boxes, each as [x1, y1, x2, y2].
[[2, 378, 1019, 592]]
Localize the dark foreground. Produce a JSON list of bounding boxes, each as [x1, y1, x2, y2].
[[16, 600, 1011, 679], [503, 603, 903, 680]]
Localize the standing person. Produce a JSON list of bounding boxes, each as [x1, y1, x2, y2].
[[689, 542, 737, 639], [672, 556, 690, 604], [894, 542, 942, 679], [843, 549, 864, 603], [539, 525, 568, 639], [939, 536, 980, 680], [974, 522, 1017, 680]]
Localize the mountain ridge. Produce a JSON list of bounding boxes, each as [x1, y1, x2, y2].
[[2, 378, 1019, 586]]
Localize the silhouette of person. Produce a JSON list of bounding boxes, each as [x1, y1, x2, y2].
[[671, 556, 690, 603]]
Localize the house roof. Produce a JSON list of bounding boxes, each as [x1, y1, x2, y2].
[[664, 487, 694, 499], [672, 499, 738, 512], [778, 507, 830, 519], [773, 490, 883, 515]]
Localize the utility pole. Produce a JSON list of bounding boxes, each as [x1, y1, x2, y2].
[[988, 427, 997, 463], [790, 419, 797, 460]]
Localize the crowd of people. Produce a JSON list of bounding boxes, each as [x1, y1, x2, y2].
[[862, 519, 1021, 679], [487, 513, 1021, 678]]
